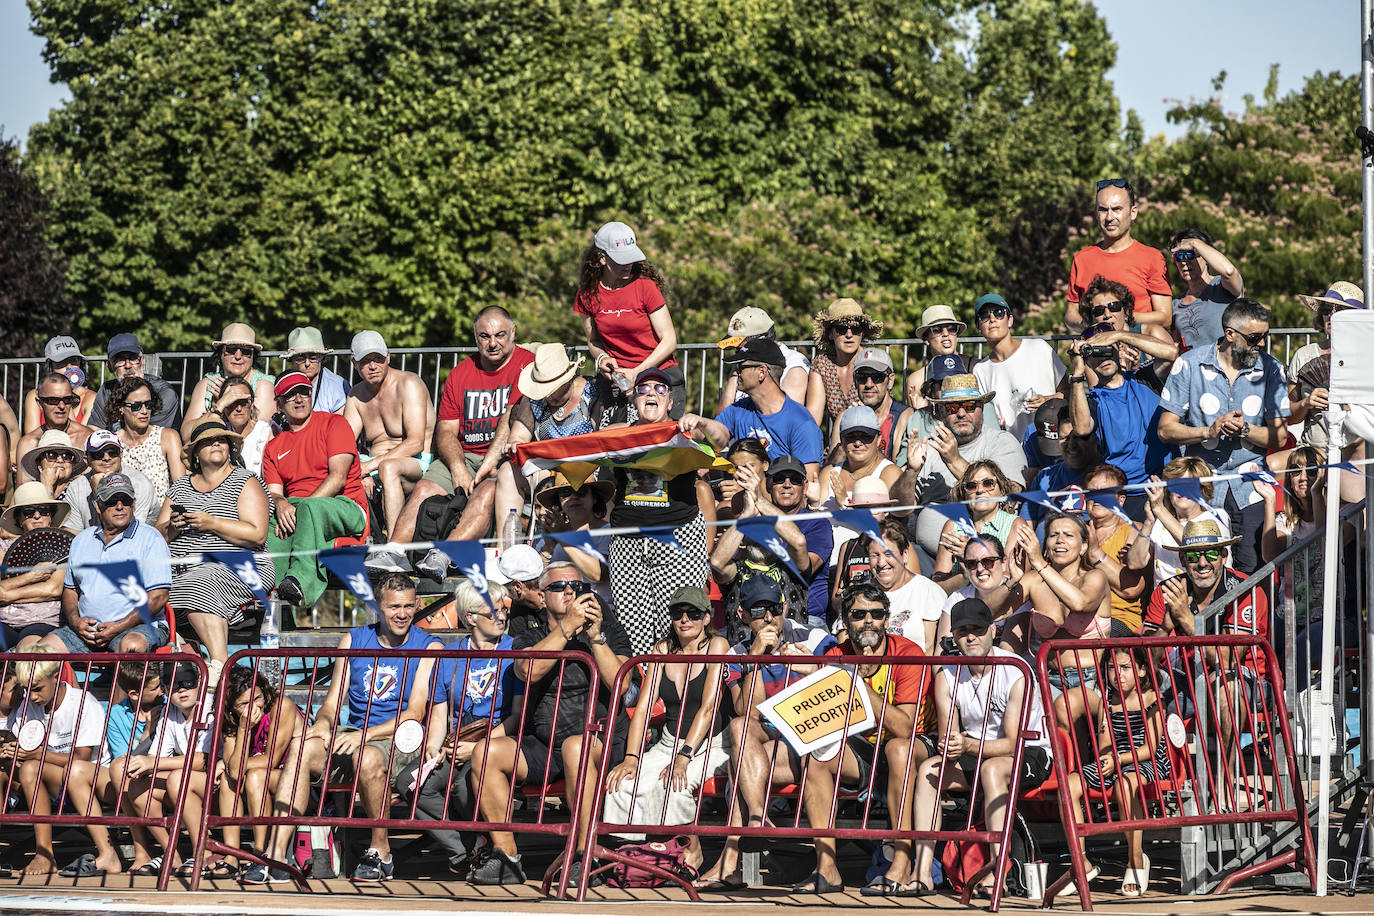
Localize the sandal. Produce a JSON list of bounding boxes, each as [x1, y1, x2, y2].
[[792, 871, 844, 895], [971, 883, 998, 900], [895, 879, 933, 897], [174, 859, 199, 878], [861, 875, 901, 897], [203, 858, 240, 878], [1121, 854, 1150, 897], [129, 857, 163, 877]]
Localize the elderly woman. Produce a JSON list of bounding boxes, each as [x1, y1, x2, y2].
[[20, 429, 86, 501], [805, 299, 882, 431], [0, 482, 71, 648], [181, 323, 276, 439], [110, 375, 186, 508], [157, 415, 275, 687], [609, 368, 712, 656], [213, 377, 273, 477], [22, 336, 97, 433], [575, 221, 684, 417]]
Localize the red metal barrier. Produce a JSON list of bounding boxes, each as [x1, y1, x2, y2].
[[190, 647, 602, 897], [1036, 634, 1314, 909], [579, 651, 1043, 909], [0, 651, 209, 890]]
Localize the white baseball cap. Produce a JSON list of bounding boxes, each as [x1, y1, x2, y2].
[[593, 221, 646, 265], [351, 330, 388, 362], [497, 544, 545, 583], [719, 307, 775, 348]]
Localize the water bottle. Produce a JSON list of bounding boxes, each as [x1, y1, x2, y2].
[[259, 599, 283, 686], [501, 507, 520, 551], [614, 372, 632, 394]]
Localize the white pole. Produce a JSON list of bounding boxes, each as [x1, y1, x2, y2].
[[1317, 411, 1342, 895]]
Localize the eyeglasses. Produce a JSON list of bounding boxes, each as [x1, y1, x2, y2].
[[669, 606, 708, 621], [39, 450, 73, 462], [122, 399, 154, 413], [1096, 177, 1133, 192], [845, 606, 889, 622], [634, 383, 670, 396], [290, 354, 322, 364], [769, 472, 805, 487], [926, 323, 960, 336], [1088, 300, 1128, 318], [963, 555, 1001, 572], [90, 447, 121, 461], [542, 579, 591, 595], [222, 346, 254, 357], [102, 495, 135, 508], [1172, 250, 1198, 262], [1182, 548, 1221, 563], [854, 370, 889, 385], [962, 477, 1000, 495], [38, 396, 79, 407], [976, 306, 1010, 322], [1227, 327, 1267, 347], [745, 602, 785, 621], [944, 400, 980, 415], [19, 506, 54, 520]]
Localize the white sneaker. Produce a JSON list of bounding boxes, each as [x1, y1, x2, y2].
[[365, 548, 412, 573], [415, 548, 450, 583]]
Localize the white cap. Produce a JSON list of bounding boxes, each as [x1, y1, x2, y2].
[[497, 544, 545, 583], [593, 221, 646, 265], [853, 347, 893, 374], [351, 330, 388, 362]]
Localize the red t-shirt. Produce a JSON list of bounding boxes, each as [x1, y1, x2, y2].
[[437, 349, 535, 455], [1068, 240, 1170, 315], [826, 633, 935, 734], [1144, 569, 1271, 675], [573, 277, 677, 370], [261, 412, 367, 517]]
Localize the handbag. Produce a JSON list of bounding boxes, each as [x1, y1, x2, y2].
[[606, 835, 698, 888]]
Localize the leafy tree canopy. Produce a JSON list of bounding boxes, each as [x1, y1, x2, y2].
[[0, 133, 75, 356]]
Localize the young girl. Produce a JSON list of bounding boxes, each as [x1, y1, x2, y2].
[[214, 665, 304, 876], [1066, 646, 1171, 897]]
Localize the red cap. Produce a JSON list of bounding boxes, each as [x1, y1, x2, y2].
[[274, 371, 312, 398]]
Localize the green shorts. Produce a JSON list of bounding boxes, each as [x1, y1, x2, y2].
[[420, 451, 484, 492], [361, 451, 435, 480]]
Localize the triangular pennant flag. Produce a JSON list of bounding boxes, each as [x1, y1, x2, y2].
[[92, 559, 155, 625], [830, 509, 882, 542], [428, 540, 495, 611], [1018, 488, 1064, 517], [640, 525, 685, 553], [1085, 488, 1134, 523], [1332, 461, 1361, 474], [1238, 467, 1278, 487], [734, 516, 803, 581], [205, 549, 273, 610], [317, 546, 379, 614], [546, 530, 610, 566], [924, 501, 978, 538], [1056, 484, 1087, 514], [1164, 476, 1206, 504]]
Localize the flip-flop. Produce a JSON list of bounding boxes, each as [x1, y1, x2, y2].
[[174, 859, 200, 878], [129, 857, 163, 877], [792, 872, 844, 895], [971, 883, 997, 900], [58, 854, 106, 878], [895, 880, 933, 897], [861, 876, 901, 896], [203, 858, 239, 878]]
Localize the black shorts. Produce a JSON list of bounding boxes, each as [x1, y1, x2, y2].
[[519, 728, 626, 789], [956, 745, 1051, 792]]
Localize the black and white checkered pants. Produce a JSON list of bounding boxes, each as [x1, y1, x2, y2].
[[608, 514, 709, 657]]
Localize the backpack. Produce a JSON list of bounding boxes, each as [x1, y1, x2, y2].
[[293, 822, 342, 879], [606, 836, 698, 888], [938, 811, 1035, 897], [413, 490, 469, 545]]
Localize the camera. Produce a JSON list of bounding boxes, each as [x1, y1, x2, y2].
[[1080, 345, 1117, 360], [566, 580, 593, 597], [940, 636, 961, 656]]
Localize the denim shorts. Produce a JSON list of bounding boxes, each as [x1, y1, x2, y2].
[[49, 622, 164, 654], [1046, 664, 1097, 698]]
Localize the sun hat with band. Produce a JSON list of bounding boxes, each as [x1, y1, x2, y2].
[[719, 307, 776, 349], [274, 371, 313, 399], [1297, 281, 1364, 313], [535, 470, 615, 510], [1, 481, 70, 536], [285, 326, 329, 358], [915, 305, 966, 338], [846, 476, 898, 508], [518, 343, 584, 400], [20, 429, 88, 481], [933, 373, 995, 406], [213, 322, 262, 351], [812, 297, 883, 344], [1179, 517, 1241, 550], [182, 414, 244, 468]]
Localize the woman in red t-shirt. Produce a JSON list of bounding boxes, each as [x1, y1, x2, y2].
[[574, 221, 683, 416]]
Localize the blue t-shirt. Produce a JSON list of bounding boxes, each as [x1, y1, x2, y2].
[[1087, 377, 1173, 484], [792, 516, 834, 624], [312, 367, 350, 414], [715, 396, 823, 466], [726, 619, 837, 696], [432, 634, 520, 725], [104, 699, 154, 760], [345, 624, 441, 730], [65, 519, 172, 625]]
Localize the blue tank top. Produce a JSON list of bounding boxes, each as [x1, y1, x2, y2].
[[345, 624, 437, 729]]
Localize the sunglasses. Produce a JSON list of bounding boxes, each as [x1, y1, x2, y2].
[[962, 477, 1000, 494], [122, 399, 154, 413], [224, 398, 252, 411], [173, 677, 200, 691], [963, 555, 1001, 572], [845, 606, 889, 622], [222, 345, 255, 357], [854, 370, 889, 385], [669, 606, 708, 621], [769, 472, 805, 487], [926, 323, 960, 336], [290, 353, 322, 364], [1088, 301, 1128, 318], [843, 430, 876, 444], [39, 395, 79, 407], [198, 436, 230, 449], [1096, 177, 1133, 192], [543, 579, 592, 595], [90, 447, 121, 461], [1172, 250, 1198, 262], [831, 320, 865, 334], [634, 383, 669, 396], [1227, 327, 1267, 347], [944, 400, 981, 415], [745, 602, 785, 621], [732, 363, 767, 375], [976, 305, 1010, 322], [39, 450, 73, 462], [19, 506, 54, 519], [282, 388, 311, 401], [1182, 548, 1221, 563], [102, 495, 135, 508]]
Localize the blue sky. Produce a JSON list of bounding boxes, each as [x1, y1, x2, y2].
[[0, 0, 1359, 148]]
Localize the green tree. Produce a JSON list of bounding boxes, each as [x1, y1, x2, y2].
[[0, 133, 75, 357]]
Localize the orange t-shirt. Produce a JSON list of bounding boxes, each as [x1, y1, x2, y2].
[[1068, 239, 1170, 315], [826, 633, 935, 736]]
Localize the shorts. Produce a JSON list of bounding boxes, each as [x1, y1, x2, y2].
[[421, 452, 484, 491], [362, 452, 435, 480], [957, 745, 1051, 792], [841, 734, 886, 792], [520, 728, 625, 789], [1046, 663, 1098, 699], [325, 728, 423, 784], [49, 622, 165, 654]]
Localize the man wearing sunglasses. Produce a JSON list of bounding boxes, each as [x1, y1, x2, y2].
[[970, 293, 1064, 441], [1158, 298, 1289, 572], [61, 430, 159, 531], [41, 472, 169, 657], [1066, 178, 1173, 344], [87, 333, 182, 432], [16, 374, 93, 481], [851, 347, 915, 462], [1167, 229, 1244, 354], [715, 306, 811, 410]]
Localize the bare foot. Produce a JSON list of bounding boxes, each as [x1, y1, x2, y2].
[[22, 852, 55, 875], [93, 853, 123, 875]]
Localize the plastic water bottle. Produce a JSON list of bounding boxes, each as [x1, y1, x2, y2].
[[614, 372, 632, 394], [501, 507, 520, 551], [259, 599, 283, 686]]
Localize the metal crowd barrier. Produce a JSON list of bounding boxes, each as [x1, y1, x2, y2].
[[190, 647, 600, 897], [0, 651, 209, 891], [1036, 635, 1313, 909], [579, 651, 1039, 910]]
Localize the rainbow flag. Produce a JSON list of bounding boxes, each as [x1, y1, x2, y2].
[[514, 421, 732, 487]]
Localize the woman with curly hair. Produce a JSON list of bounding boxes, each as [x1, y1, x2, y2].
[[574, 221, 685, 418], [111, 375, 186, 507], [805, 298, 882, 435]]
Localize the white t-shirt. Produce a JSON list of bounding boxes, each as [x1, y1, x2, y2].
[[886, 573, 946, 648], [6, 684, 108, 763], [1150, 506, 1231, 581], [240, 420, 273, 477], [940, 646, 1050, 752], [973, 339, 1066, 440], [151, 701, 213, 757]]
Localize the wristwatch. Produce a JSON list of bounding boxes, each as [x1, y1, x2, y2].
[[676, 743, 696, 759], [589, 633, 608, 646], [1068, 374, 1089, 385]]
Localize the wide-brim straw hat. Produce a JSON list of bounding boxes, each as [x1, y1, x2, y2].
[[519, 343, 584, 400], [1179, 517, 1241, 550], [20, 429, 88, 481], [846, 476, 898, 508], [535, 470, 616, 509], [915, 304, 966, 338], [213, 322, 262, 350], [1297, 281, 1364, 313], [933, 373, 995, 406], [1, 481, 70, 536], [182, 415, 244, 468], [812, 298, 883, 345]]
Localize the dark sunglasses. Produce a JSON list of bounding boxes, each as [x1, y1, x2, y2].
[[732, 363, 767, 375], [1227, 327, 1267, 347], [222, 345, 255, 357], [90, 446, 121, 461], [926, 323, 960, 336], [39, 450, 73, 462], [289, 353, 322, 363], [944, 400, 980, 415], [1088, 300, 1128, 317], [224, 398, 252, 411], [845, 606, 889, 622], [1172, 250, 1198, 262], [102, 495, 135, 508], [1096, 177, 1133, 192], [39, 395, 79, 407], [19, 506, 54, 519], [831, 320, 865, 334], [963, 555, 1001, 572], [976, 305, 1010, 322], [1182, 548, 1220, 563], [842, 430, 876, 443], [543, 579, 592, 595], [854, 370, 889, 385], [745, 602, 785, 621], [173, 676, 200, 691], [669, 606, 708, 621], [769, 472, 805, 487], [122, 399, 154, 412]]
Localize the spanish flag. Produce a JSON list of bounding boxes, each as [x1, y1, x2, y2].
[[514, 422, 732, 487]]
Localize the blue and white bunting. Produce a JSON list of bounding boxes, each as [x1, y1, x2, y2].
[[734, 516, 803, 581], [1164, 476, 1207, 504], [924, 501, 978, 538], [830, 509, 883, 542], [1018, 488, 1064, 518], [428, 540, 495, 611], [546, 529, 610, 566], [93, 559, 155, 625], [1085, 488, 1134, 523], [204, 549, 273, 610], [317, 546, 379, 614]]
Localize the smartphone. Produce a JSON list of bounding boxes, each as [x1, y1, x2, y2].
[[170, 503, 186, 514], [0, 729, 16, 744]]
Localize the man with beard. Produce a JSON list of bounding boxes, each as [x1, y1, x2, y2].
[[847, 347, 913, 461], [1158, 299, 1289, 572]]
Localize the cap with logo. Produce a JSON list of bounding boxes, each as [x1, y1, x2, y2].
[[106, 333, 142, 360], [95, 472, 136, 503], [86, 429, 124, 454], [593, 221, 646, 266], [351, 330, 388, 362], [1034, 401, 1063, 456], [274, 371, 313, 399], [723, 338, 785, 368], [719, 307, 775, 348], [927, 354, 967, 383], [44, 336, 83, 364], [853, 347, 893, 375]]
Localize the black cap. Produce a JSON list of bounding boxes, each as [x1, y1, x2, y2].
[[1034, 401, 1063, 457], [723, 338, 785, 368], [948, 597, 993, 631], [765, 455, 806, 481]]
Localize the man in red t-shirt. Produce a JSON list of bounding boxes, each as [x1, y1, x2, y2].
[[262, 372, 368, 607], [1066, 179, 1172, 343], [388, 307, 535, 551], [802, 582, 933, 895]]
